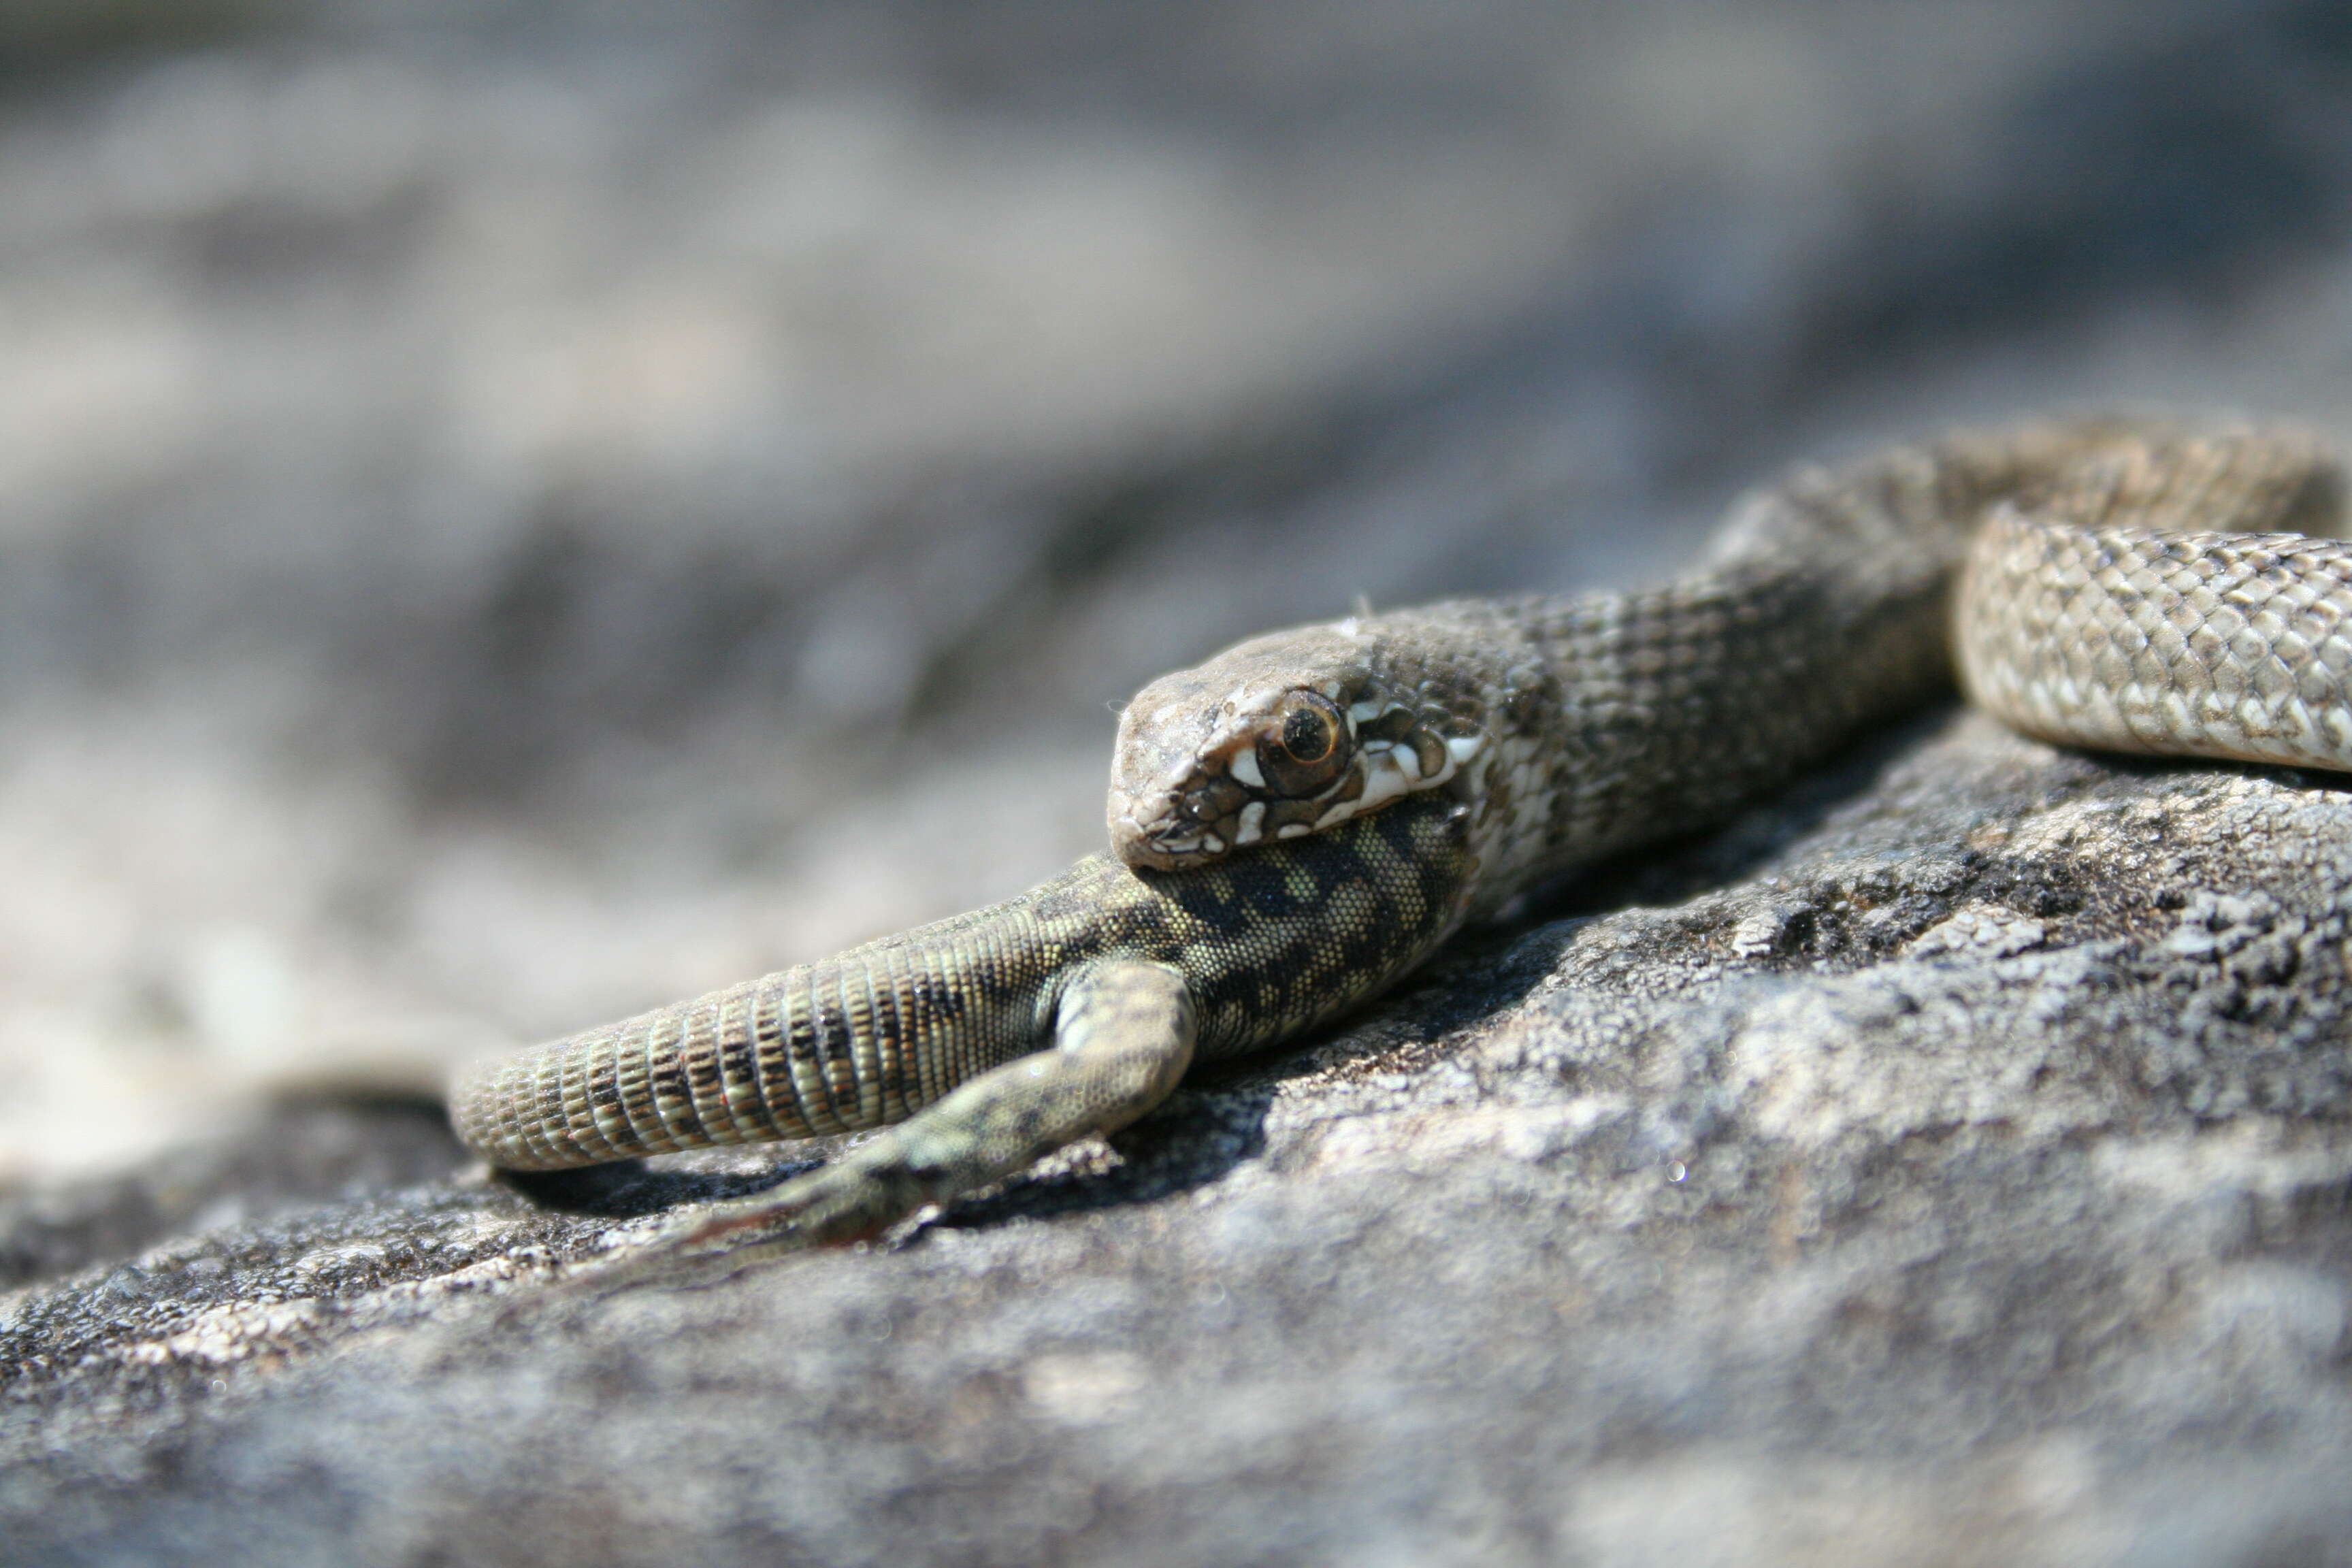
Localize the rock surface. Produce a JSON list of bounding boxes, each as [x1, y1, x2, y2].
[[8, 710, 2352, 1566]]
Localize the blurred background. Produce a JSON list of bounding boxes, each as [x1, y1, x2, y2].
[[1, 0, 2349, 1183]]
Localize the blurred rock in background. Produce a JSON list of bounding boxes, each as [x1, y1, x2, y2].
[[0, 0, 2347, 1184]]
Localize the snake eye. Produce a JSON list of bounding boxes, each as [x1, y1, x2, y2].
[[1280, 703, 1335, 763], [1256, 691, 1352, 797]]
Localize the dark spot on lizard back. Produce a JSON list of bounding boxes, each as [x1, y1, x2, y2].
[[1213, 852, 1309, 921]]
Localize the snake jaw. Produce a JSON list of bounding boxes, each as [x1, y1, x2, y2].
[[1107, 617, 1498, 870], [1111, 669, 1352, 868], [1109, 697, 1294, 870], [1112, 702, 1490, 868], [1111, 771, 1253, 870], [1110, 689, 1444, 870]]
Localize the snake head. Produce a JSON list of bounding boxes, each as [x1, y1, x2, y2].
[[1108, 620, 1484, 870]]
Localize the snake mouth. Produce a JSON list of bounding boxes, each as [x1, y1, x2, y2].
[[1109, 762, 1369, 870], [1109, 774, 1253, 869], [1113, 820, 1214, 872], [1109, 716, 1489, 870]]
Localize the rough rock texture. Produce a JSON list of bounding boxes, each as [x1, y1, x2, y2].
[[8, 711, 2352, 1565]]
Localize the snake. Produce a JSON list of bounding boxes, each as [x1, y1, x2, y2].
[[448, 421, 2352, 1277]]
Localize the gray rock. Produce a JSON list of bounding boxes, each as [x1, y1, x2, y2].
[[8, 709, 2352, 1567]]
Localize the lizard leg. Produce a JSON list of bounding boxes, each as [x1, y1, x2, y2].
[[567, 960, 1196, 1289]]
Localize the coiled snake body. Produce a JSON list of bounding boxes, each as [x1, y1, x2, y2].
[[450, 423, 2352, 1280]]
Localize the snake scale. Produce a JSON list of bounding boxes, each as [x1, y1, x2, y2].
[[448, 421, 2352, 1280]]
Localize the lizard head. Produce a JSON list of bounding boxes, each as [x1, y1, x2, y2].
[[1107, 620, 1480, 870]]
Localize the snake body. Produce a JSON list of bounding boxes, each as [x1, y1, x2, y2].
[[450, 422, 2352, 1270], [1109, 423, 2350, 907]]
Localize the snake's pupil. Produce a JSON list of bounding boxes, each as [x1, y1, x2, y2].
[[1282, 706, 1330, 761]]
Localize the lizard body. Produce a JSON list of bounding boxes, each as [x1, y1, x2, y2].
[[451, 796, 1472, 1264]]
